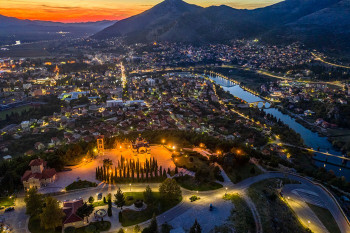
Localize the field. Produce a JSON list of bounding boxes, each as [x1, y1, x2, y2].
[[175, 175, 223, 191], [307, 203, 341, 233], [121, 192, 181, 227], [248, 179, 310, 233], [224, 163, 262, 183], [221, 194, 255, 233], [0, 196, 15, 207], [0, 105, 32, 120], [174, 151, 210, 172]]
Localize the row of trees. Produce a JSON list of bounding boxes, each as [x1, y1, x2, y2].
[[96, 157, 169, 183]]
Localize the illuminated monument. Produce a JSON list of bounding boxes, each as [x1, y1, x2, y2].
[[132, 134, 150, 154]]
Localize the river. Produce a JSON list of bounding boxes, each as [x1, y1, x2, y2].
[[208, 75, 350, 179]]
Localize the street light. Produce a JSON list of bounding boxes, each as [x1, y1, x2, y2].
[[225, 187, 228, 195], [129, 183, 131, 191]]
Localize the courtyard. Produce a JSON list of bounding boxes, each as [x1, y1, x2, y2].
[[40, 145, 175, 193]]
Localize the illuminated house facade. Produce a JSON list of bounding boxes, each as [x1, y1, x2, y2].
[[21, 159, 57, 191]]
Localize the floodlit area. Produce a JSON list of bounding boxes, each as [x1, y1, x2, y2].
[[40, 145, 175, 193]]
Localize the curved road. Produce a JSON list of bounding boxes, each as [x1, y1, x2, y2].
[[3, 172, 350, 233]]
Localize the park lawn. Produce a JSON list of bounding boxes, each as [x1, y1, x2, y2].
[[75, 221, 111, 233], [0, 196, 15, 207], [0, 105, 32, 120], [224, 163, 262, 183], [28, 215, 61, 233], [124, 192, 145, 206], [248, 179, 310, 233], [121, 192, 182, 227], [92, 200, 107, 207], [174, 152, 210, 172], [175, 175, 223, 191], [223, 194, 255, 233], [65, 180, 97, 191], [307, 203, 341, 233]]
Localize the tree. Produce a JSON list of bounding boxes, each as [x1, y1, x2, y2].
[[88, 196, 94, 204], [108, 196, 113, 217], [133, 225, 141, 233], [114, 188, 126, 209], [161, 222, 172, 233], [118, 228, 125, 233], [189, 219, 201, 233], [103, 158, 113, 169], [142, 214, 158, 233], [24, 187, 43, 216], [159, 178, 182, 200], [143, 185, 154, 204], [40, 196, 65, 230], [76, 202, 94, 223]]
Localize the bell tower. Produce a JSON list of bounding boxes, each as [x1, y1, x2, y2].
[[97, 135, 104, 155]]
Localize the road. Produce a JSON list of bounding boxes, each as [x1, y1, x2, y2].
[[3, 171, 350, 233]]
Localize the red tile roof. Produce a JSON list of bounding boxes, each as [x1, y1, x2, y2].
[[29, 158, 46, 167], [63, 200, 84, 224]]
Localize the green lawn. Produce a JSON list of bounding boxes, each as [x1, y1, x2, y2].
[[0, 196, 15, 207], [75, 221, 111, 233], [223, 194, 255, 233], [65, 180, 97, 191], [174, 152, 210, 172], [224, 163, 262, 183], [124, 192, 145, 206], [0, 105, 32, 120], [175, 175, 223, 191], [307, 203, 341, 233], [92, 200, 107, 207], [248, 179, 310, 233], [121, 192, 181, 227], [28, 216, 61, 233]]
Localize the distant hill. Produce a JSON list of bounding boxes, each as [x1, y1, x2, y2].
[[271, 0, 350, 49], [93, 0, 202, 42], [94, 0, 350, 50], [0, 15, 116, 45]]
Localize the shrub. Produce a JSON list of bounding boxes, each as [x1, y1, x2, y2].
[[84, 224, 96, 233], [119, 211, 123, 223], [64, 226, 76, 233], [134, 200, 144, 208]]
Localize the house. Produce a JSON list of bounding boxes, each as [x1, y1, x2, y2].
[[62, 199, 85, 229], [21, 159, 57, 191], [34, 142, 45, 150]]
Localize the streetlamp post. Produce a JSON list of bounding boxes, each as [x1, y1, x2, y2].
[[129, 183, 131, 191]]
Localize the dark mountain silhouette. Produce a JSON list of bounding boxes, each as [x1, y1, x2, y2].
[[94, 0, 349, 50], [93, 0, 202, 41]]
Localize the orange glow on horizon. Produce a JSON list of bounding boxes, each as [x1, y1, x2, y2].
[[0, 0, 281, 23]]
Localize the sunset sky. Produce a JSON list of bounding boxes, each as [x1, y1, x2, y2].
[[0, 0, 281, 23]]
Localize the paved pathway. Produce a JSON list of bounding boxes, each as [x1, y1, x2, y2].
[[6, 172, 350, 233]]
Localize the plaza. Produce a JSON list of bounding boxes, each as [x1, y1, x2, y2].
[[40, 145, 175, 193]]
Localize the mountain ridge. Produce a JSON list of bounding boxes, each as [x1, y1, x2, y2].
[[93, 0, 349, 50]]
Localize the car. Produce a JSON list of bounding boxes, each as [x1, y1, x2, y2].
[[5, 207, 14, 212], [97, 193, 103, 200]]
